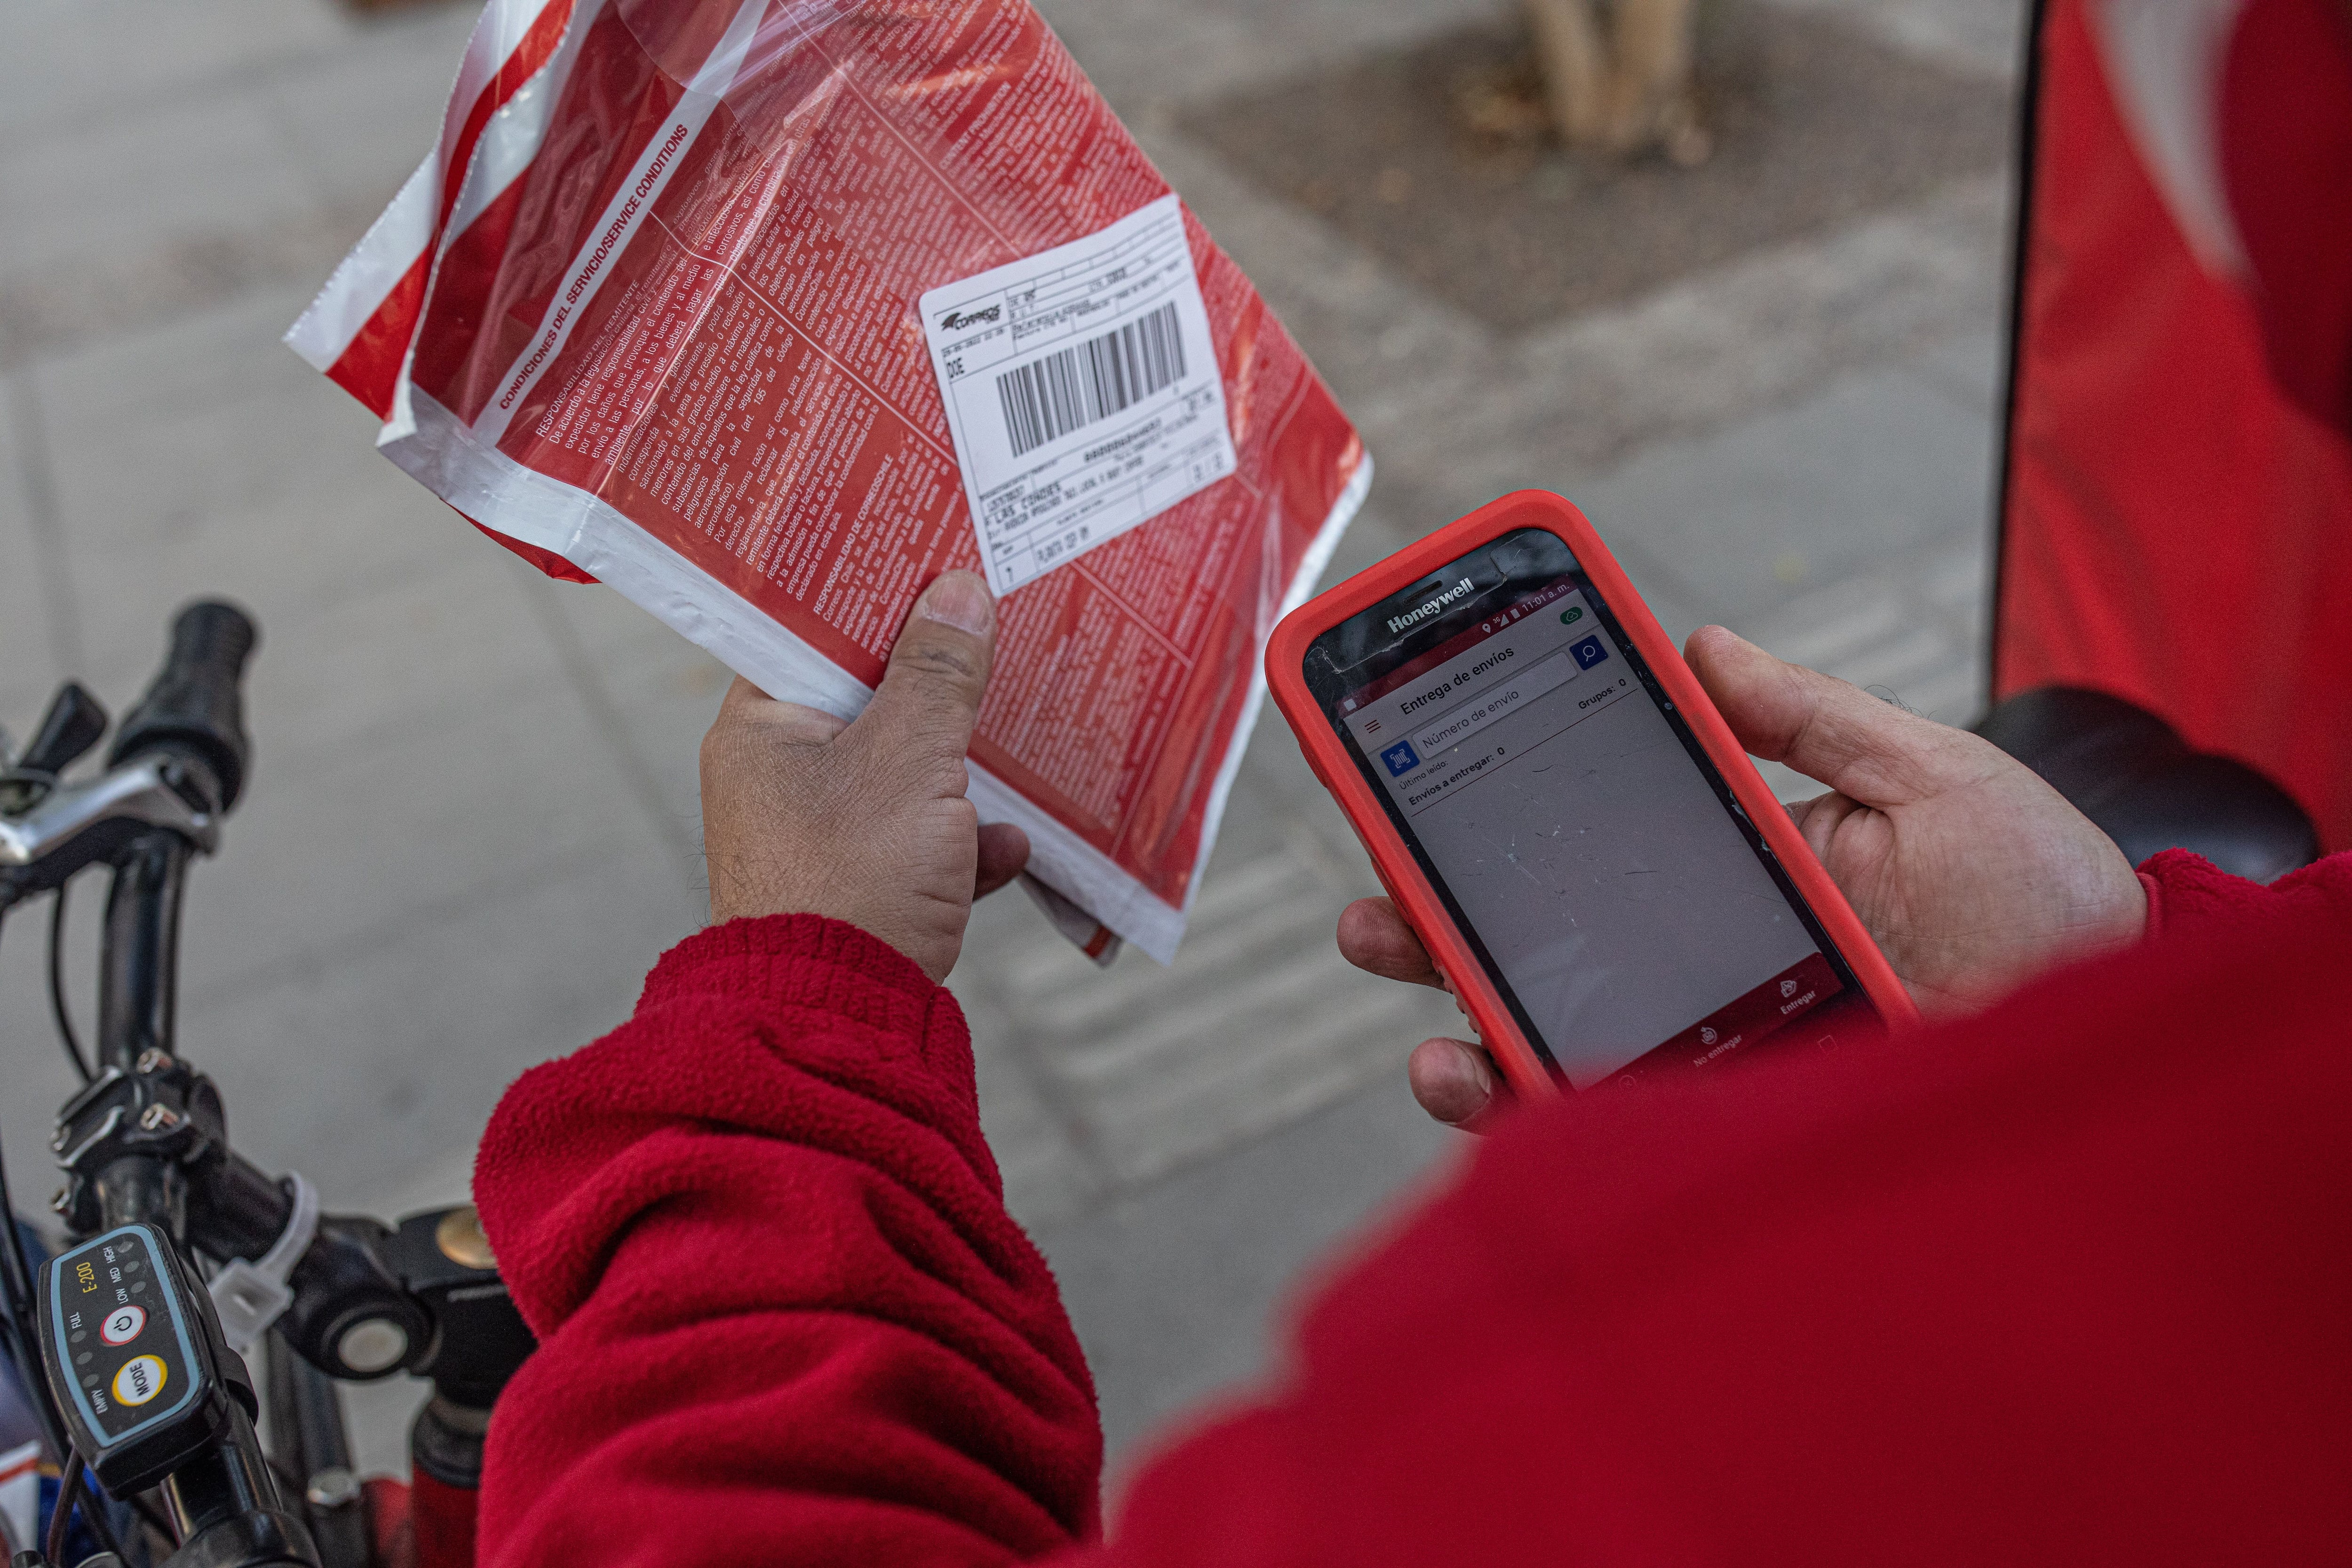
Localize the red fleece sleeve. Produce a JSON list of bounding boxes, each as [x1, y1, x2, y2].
[[2137, 847, 2352, 940], [471, 915, 1100, 1567], [1069, 852, 2352, 1567]]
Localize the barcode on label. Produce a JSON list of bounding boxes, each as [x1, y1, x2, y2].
[[996, 302, 1187, 458]]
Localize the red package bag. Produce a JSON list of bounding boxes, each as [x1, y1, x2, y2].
[[287, 0, 1366, 962]]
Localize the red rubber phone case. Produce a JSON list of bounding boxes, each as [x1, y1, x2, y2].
[[1266, 490, 1918, 1098]]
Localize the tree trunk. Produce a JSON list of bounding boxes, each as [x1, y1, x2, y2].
[[1523, 0, 1708, 162], [1525, 0, 1613, 146]]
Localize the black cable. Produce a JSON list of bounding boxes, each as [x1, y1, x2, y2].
[[44, 1450, 82, 1564], [0, 1214, 40, 1425], [49, 881, 91, 1084], [40, 1450, 126, 1568], [0, 925, 76, 1477], [81, 1464, 125, 1564]]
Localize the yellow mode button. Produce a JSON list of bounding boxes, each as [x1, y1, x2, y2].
[[111, 1355, 168, 1407]]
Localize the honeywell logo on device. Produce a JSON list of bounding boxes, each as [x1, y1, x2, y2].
[[1387, 579, 1475, 635]]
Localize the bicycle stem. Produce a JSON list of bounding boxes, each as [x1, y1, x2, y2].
[[97, 832, 188, 1077]]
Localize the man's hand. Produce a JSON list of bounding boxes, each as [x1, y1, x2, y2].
[[1342, 625, 2148, 1128], [1692, 626, 2147, 1002], [700, 571, 1028, 982]]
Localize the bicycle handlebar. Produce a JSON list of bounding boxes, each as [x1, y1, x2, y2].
[[8, 603, 532, 1567], [0, 605, 252, 910], [108, 602, 258, 812]]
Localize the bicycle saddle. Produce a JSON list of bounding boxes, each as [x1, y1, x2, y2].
[[1974, 686, 2320, 885]]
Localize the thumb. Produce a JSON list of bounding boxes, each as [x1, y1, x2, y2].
[[853, 571, 998, 768], [1684, 625, 1996, 807]]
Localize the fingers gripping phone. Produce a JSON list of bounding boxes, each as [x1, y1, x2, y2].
[[1268, 492, 1915, 1097]]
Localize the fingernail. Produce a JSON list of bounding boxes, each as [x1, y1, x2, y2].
[[1464, 1049, 1492, 1097], [918, 572, 992, 636]]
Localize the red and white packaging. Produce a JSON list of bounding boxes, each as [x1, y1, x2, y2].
[[0, 1441, 36, 1557], [288, 0, 1366, 962]]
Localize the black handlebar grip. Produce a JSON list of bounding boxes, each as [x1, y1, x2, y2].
[[108, 600, 260, 811]]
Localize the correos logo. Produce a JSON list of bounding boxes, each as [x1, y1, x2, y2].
[[1386, 579, 1474, 635]]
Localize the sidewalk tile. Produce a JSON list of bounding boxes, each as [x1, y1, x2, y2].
[[1761, 0, 2028, 82], [1037, 1070, 1463, 1464], [175, 669, 674, 1002], [1040, 0, 1511, 109], [1573, 366, 1996, 622], [36, 290, 463, 679], [950, 905, 1110, 1230], [1911, 324, 2008, 415], [1022, 835, 1458, 1186], [178, 831, 701, 1212], [0, 379, 59, 724], [524, 579, 732, 847], [256, 6, 480, 208], [0, 0, 355, 144], [0, 96, 324, 282], [228, 552, 569, 789]]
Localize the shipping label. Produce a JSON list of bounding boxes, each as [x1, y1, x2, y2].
[[920, 194, 1236, 596]]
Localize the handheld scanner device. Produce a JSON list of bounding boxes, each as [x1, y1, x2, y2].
[[36, 1223, 254, 1496], [1266, 491, 1915, 1097]]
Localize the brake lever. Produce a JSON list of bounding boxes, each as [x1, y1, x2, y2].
[[0, 757, 219, 906], [0, 684, 110, 816]]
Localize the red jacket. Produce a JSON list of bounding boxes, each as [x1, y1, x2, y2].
[[474, 849, 2352, 1564]]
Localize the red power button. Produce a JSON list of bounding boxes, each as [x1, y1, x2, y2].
[[100, 1305, 146, 1346]]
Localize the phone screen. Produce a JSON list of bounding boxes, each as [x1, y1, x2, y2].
[[1302, 526, 1876, 1088]]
